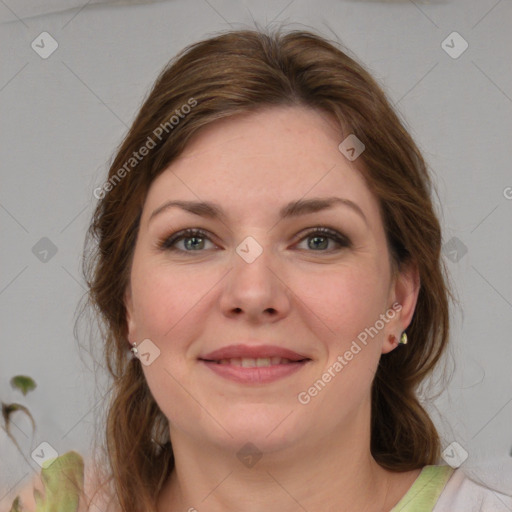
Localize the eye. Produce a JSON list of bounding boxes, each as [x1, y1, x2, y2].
[[158, 228, 217, 252], [158, 226, 351, 254], [295, 227, 352, 252]]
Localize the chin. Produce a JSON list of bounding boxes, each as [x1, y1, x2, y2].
[[208, 406, 306, 453]]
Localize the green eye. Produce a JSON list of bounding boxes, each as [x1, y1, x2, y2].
[[158, 226, 351, 254], [159, 228, 213, 251], [296, 227, 351, 251]]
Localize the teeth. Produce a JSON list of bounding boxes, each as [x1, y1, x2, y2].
[[241, 358, 256, 368], [216, 357, 294, 367]]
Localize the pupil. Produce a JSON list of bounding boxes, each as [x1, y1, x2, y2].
[[310, 236, 328, 250], [185, 237, 203, 250]]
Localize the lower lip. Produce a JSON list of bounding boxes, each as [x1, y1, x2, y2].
[[200, 360, 310, 384]]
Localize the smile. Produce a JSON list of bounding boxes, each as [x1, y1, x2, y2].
[[199, 358, 311, 384], [209, 357, 304, 367]]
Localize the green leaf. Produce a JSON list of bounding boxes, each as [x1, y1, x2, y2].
[[9, 496, 22, 512], [10, 376, 37, 396], [35, 451, 84, 512], [2, 402, 36, 435], [8, 453, 85, 512], [2, 402, 37, 464]]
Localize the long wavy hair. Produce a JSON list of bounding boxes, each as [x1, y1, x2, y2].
[[79, 26, 455, 511]]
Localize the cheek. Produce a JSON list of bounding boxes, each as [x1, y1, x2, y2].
[[301, 268, 387, 389], [129, 257, 221, 342], [295, 262, 389, 343]]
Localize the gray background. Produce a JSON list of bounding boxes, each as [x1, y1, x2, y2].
[[1, 0, 511, 505]]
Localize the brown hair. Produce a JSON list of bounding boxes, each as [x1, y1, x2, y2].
[[81, 26, 454, 511]]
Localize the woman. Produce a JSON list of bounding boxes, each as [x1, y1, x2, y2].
[[8, 27, 512, 512]]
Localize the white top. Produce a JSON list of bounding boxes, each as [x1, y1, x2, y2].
[[433, 468, 512, 511]]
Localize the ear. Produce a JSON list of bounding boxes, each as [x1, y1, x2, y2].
[[381, 260, 421, 354], [124, 284, 137, 346]]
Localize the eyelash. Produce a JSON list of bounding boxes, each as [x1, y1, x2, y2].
[[157, 227, 352, 253]]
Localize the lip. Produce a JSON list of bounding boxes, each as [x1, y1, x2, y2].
[[199, 344, 310, 362], [198, 344, 311, 385], [200, 359, 309, 384]]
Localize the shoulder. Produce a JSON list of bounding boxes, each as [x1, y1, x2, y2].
[[1, 451, 118, 512], [433, 466, 512, 512]]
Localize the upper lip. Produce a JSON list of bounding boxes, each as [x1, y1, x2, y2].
[[199, 344, 310, 362]]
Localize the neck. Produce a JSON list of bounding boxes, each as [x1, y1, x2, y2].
[[157, 418, 397, 512]]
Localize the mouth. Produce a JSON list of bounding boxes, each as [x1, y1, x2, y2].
[[198, 344, 312, 384], [199, 356, 310, 367]]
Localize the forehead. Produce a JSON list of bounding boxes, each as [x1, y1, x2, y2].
[[142, 106, 380, 227]]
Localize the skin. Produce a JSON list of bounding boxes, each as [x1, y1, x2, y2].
[[124, 105, 422, 512]]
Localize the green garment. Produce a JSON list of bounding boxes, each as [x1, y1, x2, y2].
[[10, 452, 453, 512], [391, 464, 455, 511]]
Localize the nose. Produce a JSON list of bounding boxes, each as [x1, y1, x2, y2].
[[219, 241, 291, 324]]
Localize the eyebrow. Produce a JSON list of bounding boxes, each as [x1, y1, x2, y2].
[[148, 196, 368, 226]]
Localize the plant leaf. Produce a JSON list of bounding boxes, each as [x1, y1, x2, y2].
[[2, 402, 37, 464], [35, 451, 84, 512], [9, 496, 22, 512], [10, 376, 37, 396], [2, 402, 36, 434]]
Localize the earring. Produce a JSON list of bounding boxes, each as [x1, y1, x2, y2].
[[399, 332, 408, 345], [130, 342, 139, 356]]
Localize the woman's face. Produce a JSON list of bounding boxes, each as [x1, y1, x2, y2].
[[124, 105, 419, 455]]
